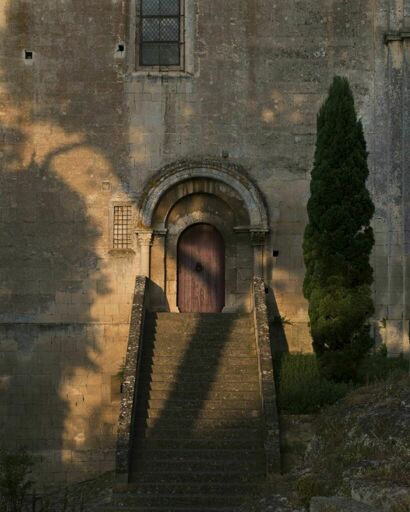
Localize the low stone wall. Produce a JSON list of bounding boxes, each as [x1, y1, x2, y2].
[[253, 277, 281, 474], [115, 276, 148, 483]]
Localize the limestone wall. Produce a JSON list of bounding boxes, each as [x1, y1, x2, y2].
[[0, 0, 408, 483], [0, 0, 134, 482]]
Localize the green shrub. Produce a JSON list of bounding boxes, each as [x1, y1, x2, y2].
[[275, 354, 351, 414], [0, 447, 34, 512], [303, 76, 375, 382]]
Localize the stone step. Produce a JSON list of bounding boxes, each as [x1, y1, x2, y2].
[[144, 380, 260, 392], [132, 448, 266, 463], [146, 320, 253, 330], [100, 506, 236, 512], [143, 405, 261, 420], [144, 347, 256, 357], [139, 416, 262, 430], [142, 352, 257, 362], [135, 426, 262, 440], [141, 361, 259, 373], [146, 390, 260, 401], [130, 469, 262, 482], [106, 492, 248, 508], [141, 368, 259, 381], [144, 398, 260, 411], [132, 436, 262, 450], [115, 482, 257, 495], [146, 313, 251, 323], [146, 328, 253, 338], [146, 335, 254, 346], [145, 336, 254, 348], [145, 330, 252, 339]]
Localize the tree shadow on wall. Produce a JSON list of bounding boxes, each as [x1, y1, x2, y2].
[[0, 0, 132, 484]]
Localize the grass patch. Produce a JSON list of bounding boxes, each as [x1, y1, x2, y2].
[[274, 350, 409, 415], [357, 350, 409, 384], [274, 353, 351, 414]]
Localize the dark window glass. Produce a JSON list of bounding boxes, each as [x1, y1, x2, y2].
[[141, 44, 160, 65], [160, 18, 179, 41], [160, 0, 179, 15], [143, 19, 160, 41], [142, 0, 160, 15], [160, 43, 179, 65], [140, 0, 181, 67]]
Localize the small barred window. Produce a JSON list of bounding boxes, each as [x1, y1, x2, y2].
[[113, 206, 132, 249], [139, 0, 184, 68]]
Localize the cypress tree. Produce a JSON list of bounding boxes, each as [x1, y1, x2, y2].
[[303, 76, 375, 382]]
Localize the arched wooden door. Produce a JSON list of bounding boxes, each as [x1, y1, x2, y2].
[[177, 224, 225, 313]]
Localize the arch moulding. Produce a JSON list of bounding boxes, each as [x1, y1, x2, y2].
[[137, 159, 269, 231]]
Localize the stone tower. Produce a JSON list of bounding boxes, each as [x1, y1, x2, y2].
[[0, 0, 408, 483]]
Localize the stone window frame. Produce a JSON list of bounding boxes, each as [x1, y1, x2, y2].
[[139, 0, 185, 70], [109, 202, 136, 254], [127, 0, 196, 76]]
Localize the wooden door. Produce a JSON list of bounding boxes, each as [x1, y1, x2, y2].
[[178, 224, 225, 313]]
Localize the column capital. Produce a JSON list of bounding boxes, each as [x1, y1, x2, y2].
[[250, 229, 269, 247], [136, 230, 153, 246]]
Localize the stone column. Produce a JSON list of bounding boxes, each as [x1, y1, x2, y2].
[[251, 229, 268, 278], [150, 229, 168, 310], [137, 230, 153, 277]]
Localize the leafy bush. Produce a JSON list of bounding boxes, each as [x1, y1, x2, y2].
[[0, 447, 34, 512], [303, 76, 375, 382], [275, 353, 351, 414]]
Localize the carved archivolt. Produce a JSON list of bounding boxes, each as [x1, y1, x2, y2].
[[137, 159, 270, 231]]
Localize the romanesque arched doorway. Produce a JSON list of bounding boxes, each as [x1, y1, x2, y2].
[[177, 224, 225, 313], [136, 160, 271, 312]]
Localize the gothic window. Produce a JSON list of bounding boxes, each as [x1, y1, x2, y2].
[[139, 0, 184, 68], [113, 206, 132, 249]]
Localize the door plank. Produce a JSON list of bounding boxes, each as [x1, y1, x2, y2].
[[177, 224, 225, 313]]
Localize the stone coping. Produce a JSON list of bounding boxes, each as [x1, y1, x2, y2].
[[253, 277, 281, 474], [115, 276, 148, 482]]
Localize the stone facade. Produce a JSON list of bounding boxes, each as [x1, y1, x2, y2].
[[0, 0, 409, 483]]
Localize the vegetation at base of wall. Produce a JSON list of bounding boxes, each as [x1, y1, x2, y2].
[[357, 345, 409, 384], [0, 447, 33, 512], [274, 353, 352, 414], [275, 351, 409, 414], [302, 76, 375, 383]]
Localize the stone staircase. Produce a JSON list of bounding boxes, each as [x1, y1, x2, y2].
[[102, 312, 267, 511]]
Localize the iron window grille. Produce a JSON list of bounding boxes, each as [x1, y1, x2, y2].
[[113, 206, 132, 249], [138, 0, 184, 69]]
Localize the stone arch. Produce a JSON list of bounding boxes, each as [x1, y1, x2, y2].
[[152, 181, 250, 231], [138, 159, 269, 230], [137, 160, 270, 312]]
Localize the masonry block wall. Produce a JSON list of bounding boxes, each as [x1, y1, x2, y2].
[[0, 0, 408, 483]]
